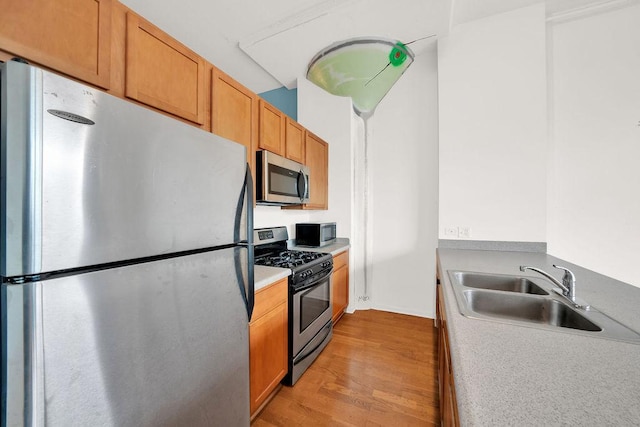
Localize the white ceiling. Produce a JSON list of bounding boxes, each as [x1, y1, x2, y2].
[[120, 0, 623, 94], [238, 0, 450, 90]]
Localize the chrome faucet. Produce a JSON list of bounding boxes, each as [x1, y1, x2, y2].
[[519, 264, 589, 310]]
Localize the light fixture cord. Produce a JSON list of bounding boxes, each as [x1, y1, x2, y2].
[[363, 116, 370, 300]]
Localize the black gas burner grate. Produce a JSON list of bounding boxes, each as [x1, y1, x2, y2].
[[255, 250, 327, 269]]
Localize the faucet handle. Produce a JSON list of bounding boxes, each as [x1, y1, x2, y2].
[[552, 265, 576, 285]]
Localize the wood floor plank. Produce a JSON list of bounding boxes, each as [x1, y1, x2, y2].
[[253, 309, 440, 425]]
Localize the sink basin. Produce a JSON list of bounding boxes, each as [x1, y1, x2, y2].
[[463, 290, 601, 331], [447, 270, 640, 344], [450, 271, 548, 295]]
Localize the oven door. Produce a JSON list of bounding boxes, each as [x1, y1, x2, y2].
[[292, 270, 332, 357], [256, 150, 310, 205]]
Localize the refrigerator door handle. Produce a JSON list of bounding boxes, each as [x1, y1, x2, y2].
[[234, 163, 254, 321], [245, 165, 254, 321]]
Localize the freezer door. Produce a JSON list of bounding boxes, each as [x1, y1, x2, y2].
[[2, 248, 251, 427], [1, 62, 249, 277]]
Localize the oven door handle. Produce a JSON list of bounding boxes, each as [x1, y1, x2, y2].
[[294, 268, 333, 292]]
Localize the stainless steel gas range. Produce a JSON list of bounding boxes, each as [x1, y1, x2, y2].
[[254, 227, 333, 385]]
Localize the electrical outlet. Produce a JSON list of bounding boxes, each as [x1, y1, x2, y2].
[[444, 227, 458, 237], [458, 226, 471, 239]]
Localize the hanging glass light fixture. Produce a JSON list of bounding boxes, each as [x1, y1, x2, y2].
[[306, 37, 415, 301], [306, 37, 415, 118]]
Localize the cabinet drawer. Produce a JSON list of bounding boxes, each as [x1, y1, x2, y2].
[[333, 250, 349, 271], [252, 277, 288, 321]]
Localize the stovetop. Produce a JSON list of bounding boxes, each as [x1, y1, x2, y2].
[[255, 250, 327, 269], [254, 226, 333, 287]]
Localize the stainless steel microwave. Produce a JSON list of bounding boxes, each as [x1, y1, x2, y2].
[[295, 222, 337, 247], [256, 150, 310, 205]]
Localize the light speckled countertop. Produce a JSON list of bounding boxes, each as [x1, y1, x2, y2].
[[437, 249, 640, 426], [290, 237, 350, 256], [254, 265, 290, 292]]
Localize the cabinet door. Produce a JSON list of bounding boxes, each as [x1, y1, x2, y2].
[[304, 131, 329, 210], [211, 67, 258, 177], [437, 284, 460, 427], [125, 12, 205, 124], [331, 251, 349, 324], [258, 100, 286, 156], [249, 278, 288, 416], [0, 0, 112, 88], [438, 285, 446, 423], [285, 118, 305, 164]]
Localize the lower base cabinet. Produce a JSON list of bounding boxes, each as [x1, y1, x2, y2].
[[437, 281, 460, 426], [249, 278, 288, 417], [331, 250, 349, 325]]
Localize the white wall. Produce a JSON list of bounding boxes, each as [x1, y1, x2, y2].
[[295, 45, 440, 318], [369, 46, 440, 317], [253, 206, 310, 239], [438, 4, 548, 242], [297, 79, 354, 240], [547, 4, 640, 287]]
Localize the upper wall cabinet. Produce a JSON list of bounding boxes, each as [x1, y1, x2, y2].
[[282, 130, 329, 211], [0, 0, 112, 89], [258, 100, 286, 156], [211, 66, 258, 179], [285, 118, 305, 164], [125, 12, 205, 125], [304, 131, 329, 210]]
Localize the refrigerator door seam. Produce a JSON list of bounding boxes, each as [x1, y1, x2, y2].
[[2, 244, 239, 285]]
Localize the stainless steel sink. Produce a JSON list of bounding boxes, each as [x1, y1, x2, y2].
[[450, 271, 548, 295], [463, 290, 601, 331], [448, 270, 640, 344]]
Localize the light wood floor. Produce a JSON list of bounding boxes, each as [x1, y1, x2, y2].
[[253, 310, 440, 426]]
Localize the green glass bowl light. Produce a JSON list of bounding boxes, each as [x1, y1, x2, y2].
[[306, 37, 415, 118]]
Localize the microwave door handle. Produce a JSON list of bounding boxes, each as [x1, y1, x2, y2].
[[304, 172, 309, 200], [303, 170, 310, 202], [297, 170, 309, 202]]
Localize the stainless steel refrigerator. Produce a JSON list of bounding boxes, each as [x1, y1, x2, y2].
[[1, 61, 254, 426]]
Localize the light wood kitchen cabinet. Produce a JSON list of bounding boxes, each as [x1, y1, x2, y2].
[[211, 67, 258, 187], [303, 131, 329, 209], [258, 99, 286, 156], [125, 12, 205, 124], [331, 250, 349, 325], [437, 282, 460, 427], [258, 102, 306, 164], [285, 118, 306, 164], [0, 0, 112, 89], [281, 130, 329, 210], [249, 278, 288, 418]]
